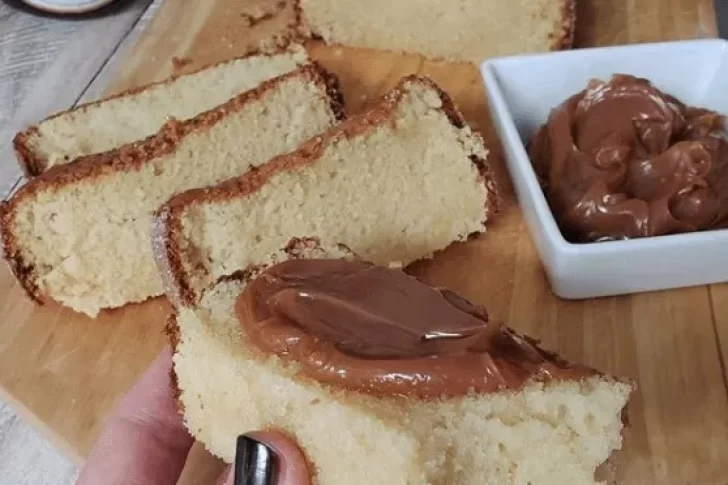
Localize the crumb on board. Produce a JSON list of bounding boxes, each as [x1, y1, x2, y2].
[[257, 34, 293, 53], [240, 2, 285, 27], [172, 56, 193, 71]]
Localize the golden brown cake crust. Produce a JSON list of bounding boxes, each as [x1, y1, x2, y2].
[[164, 311, 184, 413], [552, 0, 577, 50], [12, 43, 314, 178], [152, 75, 500, 308], [0, 201, 42, 303], [1, 63, 345, 309], [152, 210, 191, 310], [13, 127, 44, 178]]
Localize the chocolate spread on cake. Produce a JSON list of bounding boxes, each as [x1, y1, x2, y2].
[[528, 74, 728, 242], [236, 259, 596, 399]]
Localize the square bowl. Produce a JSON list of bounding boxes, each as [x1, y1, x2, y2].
[[480, 39, 728, 299]]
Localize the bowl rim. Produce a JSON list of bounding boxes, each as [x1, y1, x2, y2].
[[18, 0, 117, 14], [482, 38, 728, 70], [480, 38, 728, 257]]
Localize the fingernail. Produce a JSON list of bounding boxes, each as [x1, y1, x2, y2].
[[234, 434, 279, 485]]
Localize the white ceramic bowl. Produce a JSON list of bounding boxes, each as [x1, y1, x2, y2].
[[20, 0, 117, 14], [480, 39, 728, 299]]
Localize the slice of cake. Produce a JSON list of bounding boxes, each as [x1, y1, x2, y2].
[[13, 44, 311, 176], [152, 75, 499, 309], [0, 64, 345, 317], [166, 237, 633, 485], [295, 0, 575, 63]]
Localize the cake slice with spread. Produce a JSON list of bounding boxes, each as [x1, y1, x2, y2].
[[167, 237, 633, 485]]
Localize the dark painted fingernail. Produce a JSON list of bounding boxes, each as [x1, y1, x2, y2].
[[234, 435, 279, 485]]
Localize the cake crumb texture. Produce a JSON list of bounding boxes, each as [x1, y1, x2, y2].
[[1, 66, 342, 317], [159, 77, 494, 306], [14, 45, 310, 176], [297, 0, 575, 63]]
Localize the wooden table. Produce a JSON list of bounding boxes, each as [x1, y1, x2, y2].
[[1, 1, 727, 484]]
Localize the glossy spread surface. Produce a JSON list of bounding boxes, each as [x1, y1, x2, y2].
[[236, 259, 596, 399], [529, 74, 728, 242]]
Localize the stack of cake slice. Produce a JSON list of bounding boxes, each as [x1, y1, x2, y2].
[[14, 44, 312, 177], [1, 51, 345, 317], [152, 75, 498, 308]]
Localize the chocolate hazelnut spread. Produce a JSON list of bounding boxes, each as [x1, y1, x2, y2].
[[528, 74, 728, 242], [236, 259, 596, 399]]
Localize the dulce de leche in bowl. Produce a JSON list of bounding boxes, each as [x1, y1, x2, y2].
[[528, 74, 728, 243], [482, 40, 728, 298]]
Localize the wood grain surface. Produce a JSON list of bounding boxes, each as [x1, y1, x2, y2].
[[0, 1, 727, 484]]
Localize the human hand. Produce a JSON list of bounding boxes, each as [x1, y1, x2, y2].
[[75, 346, 310, 485]]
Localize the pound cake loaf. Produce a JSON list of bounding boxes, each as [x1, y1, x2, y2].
[[13, 44, 311, 176], [167, 237, 633, 485], [0, 65, 345, 317], [151, 75, 498, 309], [295, 0, 575, 63]]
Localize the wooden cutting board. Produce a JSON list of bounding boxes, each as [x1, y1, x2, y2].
[[1, 0, 727, 484]]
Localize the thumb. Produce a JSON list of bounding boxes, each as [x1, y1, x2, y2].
[[222, 431, 311, 485]]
